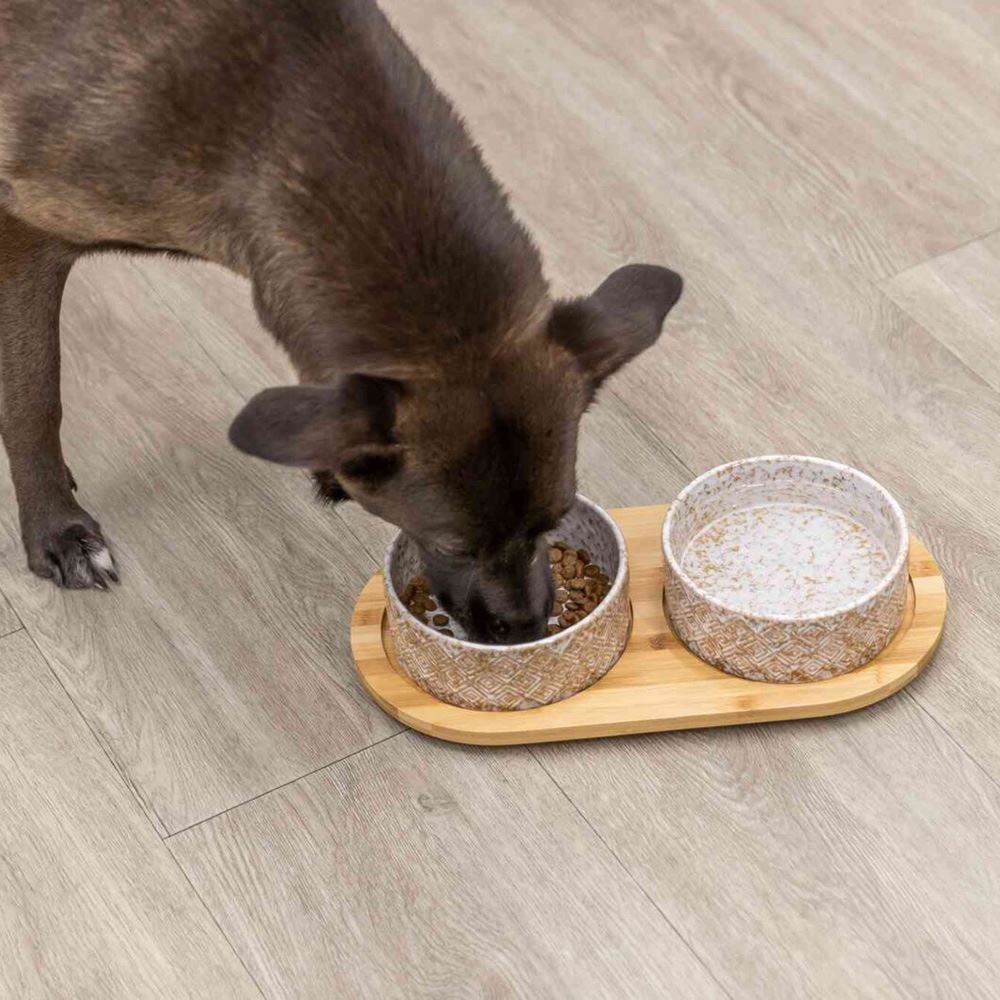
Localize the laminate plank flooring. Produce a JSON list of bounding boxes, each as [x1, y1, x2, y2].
[[534, 695, 1000, 999], [0, 630, 259, 999], [171, 732, 725, 1000], [883, 231, 1000, 393], [0, 591, 17, 637], [0, 258, 399, 835], [3, 0, 1000, 997]]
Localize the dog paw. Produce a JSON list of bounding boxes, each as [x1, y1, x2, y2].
[[26, 516, 119, 590]]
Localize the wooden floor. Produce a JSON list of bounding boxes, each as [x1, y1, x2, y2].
[[3, 1, 1000, 996]]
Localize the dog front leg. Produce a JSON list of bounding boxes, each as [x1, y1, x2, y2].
[[0, 210, 117, 588]]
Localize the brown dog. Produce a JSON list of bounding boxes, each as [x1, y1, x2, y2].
[[0, 0, 681, 642]]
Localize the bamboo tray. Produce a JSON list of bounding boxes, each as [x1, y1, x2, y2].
[[351, 505, 946, 746]]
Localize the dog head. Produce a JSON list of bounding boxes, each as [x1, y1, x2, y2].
[[230, 264, 681, 643]]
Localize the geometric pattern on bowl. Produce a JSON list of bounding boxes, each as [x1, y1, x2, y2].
[[662, 456, 909, 683], [384, 494, 632, 710]]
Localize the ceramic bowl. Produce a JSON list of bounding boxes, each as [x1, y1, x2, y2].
[[662, 456, 909, 683], [384, 495, 631, 711]]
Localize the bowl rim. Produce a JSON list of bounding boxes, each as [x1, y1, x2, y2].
[[661, 455, 910, 624], [384, 493, 629, 652]]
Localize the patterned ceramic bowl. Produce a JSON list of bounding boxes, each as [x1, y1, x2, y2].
[[384, 495, 631, 711], [662, 456, 909, 683]]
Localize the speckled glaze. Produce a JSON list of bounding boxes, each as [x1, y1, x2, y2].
[[662, 457, 909, 683], [384, 495, 631, 711]]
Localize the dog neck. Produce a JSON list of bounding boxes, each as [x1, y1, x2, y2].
[[231, 6, 549, 386]]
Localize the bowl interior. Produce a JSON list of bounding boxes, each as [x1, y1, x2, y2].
[[665, 457, 907, 620], [386, 495, 625, 646]]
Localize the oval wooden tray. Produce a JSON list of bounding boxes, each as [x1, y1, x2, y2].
[[351, 505, 946, 746]]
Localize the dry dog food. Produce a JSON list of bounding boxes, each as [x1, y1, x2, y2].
[[403, 542, 611, 640], [547, 542, 611, 634], [403, 577, 455, 636]]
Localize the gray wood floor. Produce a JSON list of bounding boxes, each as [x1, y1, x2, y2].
[[2, 1, 1000, 996]]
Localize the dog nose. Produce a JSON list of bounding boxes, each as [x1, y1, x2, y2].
[[487, 613, 547, 645]]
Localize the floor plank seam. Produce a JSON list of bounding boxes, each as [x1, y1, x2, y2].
[[882, 225, 1000, 284], [607, 383, 697, 481], [124, 257, 385, 573], [873, 277, 1000, 398], [125, 257, 249, 402], [166, 845, 269, 1000], [0, 590, 24, 638], [900, 686, 1000, 799], [165, 729, 406, 840], [528, 747, 735, 1000], [19, 625, 171, 837]]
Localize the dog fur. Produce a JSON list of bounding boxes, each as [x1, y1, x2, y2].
[[0, 0, 681, 641]]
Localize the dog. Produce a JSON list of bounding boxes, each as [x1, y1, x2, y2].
[[0, 0, 681, 643]]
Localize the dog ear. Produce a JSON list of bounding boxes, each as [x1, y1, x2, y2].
[[549, 264, 682, 385], [228, 376, 402, 485]]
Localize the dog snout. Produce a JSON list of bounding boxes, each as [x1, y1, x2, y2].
[[445, 593, 550, 645], [482, 609, 550, 645], [467, 546, 553, 644], [420, 537, 554, 644]]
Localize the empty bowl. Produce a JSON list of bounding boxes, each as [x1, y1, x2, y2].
[[662, 456, 909, 682], [384, 494, 631, 711]]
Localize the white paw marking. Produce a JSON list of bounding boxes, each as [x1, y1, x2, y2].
[[90, 546, 115, 573]]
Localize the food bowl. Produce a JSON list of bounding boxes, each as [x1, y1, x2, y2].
[[384, 495, 631, 711], [662, 456, 909, 683]]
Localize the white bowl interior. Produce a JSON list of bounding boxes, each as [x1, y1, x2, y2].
[[665, 458, 907, 619], [387, 495, 625, 645]]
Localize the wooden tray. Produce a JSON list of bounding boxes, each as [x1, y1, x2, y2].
[[351, 505, 946, 745]]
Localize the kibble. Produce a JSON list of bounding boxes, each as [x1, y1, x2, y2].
[[403, 539, 612, 640], [404, 576, 435, 625], [546, 541, 612, 634]]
